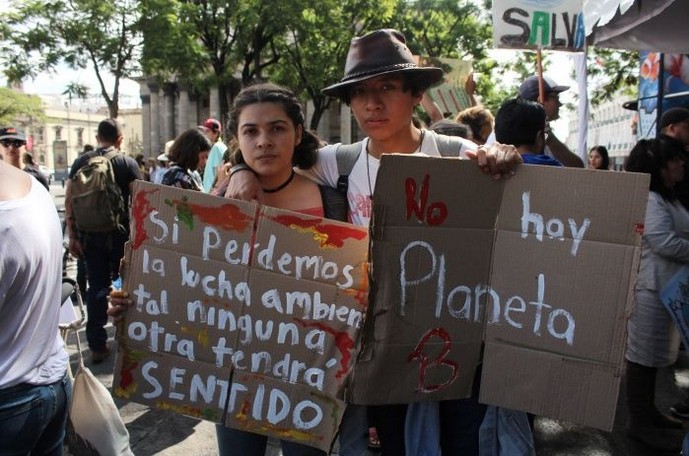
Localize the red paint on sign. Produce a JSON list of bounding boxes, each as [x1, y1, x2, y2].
[[296, 320, 354, 380], [408, 327, 459, 393], [271, 215, 367, 248], [131, 188, 158, 249], [187, 202, 253, 232], [405, 175, 448, 226]]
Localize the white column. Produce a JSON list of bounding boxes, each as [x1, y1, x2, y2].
[[148, 81, 161, 156], [177, 84, 190, 134], [340, 103, 352, 144]]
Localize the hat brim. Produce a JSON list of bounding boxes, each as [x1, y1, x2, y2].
[[0, 134, 26, 141], [549, 85, 569, 94], [322, 67, 444, 99]]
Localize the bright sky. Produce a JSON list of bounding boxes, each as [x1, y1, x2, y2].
[[6, 65, 141, 109]]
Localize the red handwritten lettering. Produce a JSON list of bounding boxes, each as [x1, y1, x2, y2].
[[407, 327, 458, 393], [405, 175, 447, 226]]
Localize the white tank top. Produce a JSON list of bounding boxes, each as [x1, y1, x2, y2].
[[0, 180, 68, 388]]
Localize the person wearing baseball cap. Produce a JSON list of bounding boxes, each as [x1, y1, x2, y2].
[[226, 28, 524, 455], [198, 118, 227, 192], [0, 126, 27, 169], [0, 126, 49, 190], [517, 75, 584, 168], [660, 107, 689, 147]]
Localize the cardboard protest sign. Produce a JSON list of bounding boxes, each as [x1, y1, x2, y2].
[[661, 266, 689, 350], [416, 56, 473, 115], [349, 156, 648, 431], [493, 0, 585, 52], [112, 181, 369, 451]]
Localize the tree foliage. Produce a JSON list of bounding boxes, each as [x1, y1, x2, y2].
[[0, 0, 142, 119], [269, 0, 397, 130], [0, 87, 45, 125], [390, 0, 492, 61], [141, 0, 302, 122], [586, 47, 639, 106]]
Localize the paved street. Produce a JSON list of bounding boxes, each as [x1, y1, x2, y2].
[[51, 183, 689, 455]]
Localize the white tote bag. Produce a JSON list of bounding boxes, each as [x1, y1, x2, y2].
[[67, 328, 134, 456]]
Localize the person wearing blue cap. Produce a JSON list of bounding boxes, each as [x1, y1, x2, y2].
[[518, 75, 584, 168]]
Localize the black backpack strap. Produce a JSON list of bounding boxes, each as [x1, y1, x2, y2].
[[335, 141, 364, 194], [435, 133, 465, 157], [319, 185, 348, 222]]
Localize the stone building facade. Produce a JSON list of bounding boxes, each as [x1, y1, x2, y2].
[[138, 78, 359, 157]]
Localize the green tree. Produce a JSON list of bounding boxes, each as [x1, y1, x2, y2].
[[0, 0, 142, 119], [390, 0, 492, 61], [270, 0, 398, 131], [62, 82, 89, 105], [0, 87, 45, 125], [386, 0, 510, 115], [586, 47, 639, 107], [141, 0, 298, 122]]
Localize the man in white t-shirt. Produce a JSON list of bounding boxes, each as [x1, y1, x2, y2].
[[0, 160, 71, 454], [227, 29, 522, 455]]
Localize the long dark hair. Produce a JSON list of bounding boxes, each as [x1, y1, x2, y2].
[[167, 129, 212, 170], [625, 137, 685, 201], [228, 83, 320, 170], [589, 145, 610, 170]]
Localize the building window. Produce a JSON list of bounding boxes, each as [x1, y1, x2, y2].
[[36, 127, 44, 143], [54, 126, 62, 140], [77, 128, 84, 147]]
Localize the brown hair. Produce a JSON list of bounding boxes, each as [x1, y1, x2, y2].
[[167, 129, 212, 170]]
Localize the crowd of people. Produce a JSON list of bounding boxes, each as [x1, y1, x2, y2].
[[4, 26, 689, 455]]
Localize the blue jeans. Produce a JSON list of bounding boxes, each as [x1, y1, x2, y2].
[[479, 406, 535, 456], [405, 364, 487, 456], [337, 404, 369, 456], [216, 424, 326, 456], [0, 372, 72, 456], [82, 230, 127, 351]]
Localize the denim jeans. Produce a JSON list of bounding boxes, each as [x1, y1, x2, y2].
[[337, 404, 369, 456], [0, 372, 72, 456], [81, 230, 128, 351], [215, 424, 326, 456], [404, 364, 487, 456], [479, 406, 535, 456]]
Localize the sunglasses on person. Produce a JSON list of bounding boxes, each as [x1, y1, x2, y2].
[[1, 139, 26, 148]]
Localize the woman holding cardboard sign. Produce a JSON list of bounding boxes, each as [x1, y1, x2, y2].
[[624, 136, 688, 451], [109, 83, 334, 455]]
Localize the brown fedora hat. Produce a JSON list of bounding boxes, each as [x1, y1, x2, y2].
[[321, 29, 444, 99]]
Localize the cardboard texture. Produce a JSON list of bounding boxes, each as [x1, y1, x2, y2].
[[349, 156, 649, 431], [112, 181, 368, 451]]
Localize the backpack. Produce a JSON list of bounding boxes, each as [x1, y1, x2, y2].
[[334, 133, 468, 210], [71, 149, 128, 233]]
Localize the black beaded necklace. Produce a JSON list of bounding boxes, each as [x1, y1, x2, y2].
[[262, 169, 295, 193]]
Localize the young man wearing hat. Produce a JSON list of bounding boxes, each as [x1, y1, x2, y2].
[[200, 118, 227, 193], [517, 75, 584, 168], [227, 28, 522, 455]]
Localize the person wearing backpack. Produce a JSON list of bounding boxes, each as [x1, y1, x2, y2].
[[65, 118, 141, 364], [226, 29, 523, 456]]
